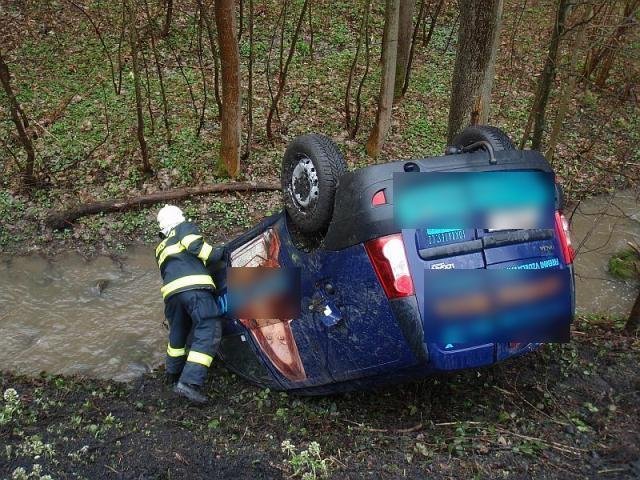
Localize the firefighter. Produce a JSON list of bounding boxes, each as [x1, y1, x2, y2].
[[155, 204, 227, 404]]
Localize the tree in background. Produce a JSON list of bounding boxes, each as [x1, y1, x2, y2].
[[265, 0, 311, 142], [345, 0, 372, 138], [215, 0, 241, 177], [243, 0, 255, 160], [583, 0, 640, 88], [394, 0, 416, 101], [126, 0, 152, 174], [0, 49, 36, 186], [447, 0, 503, 143], [366, 0, 400, 158], [162, 0, 173, 38], [545, 6, 589, 161], [520, 0, 570, 151], [143, 0, 171, 146]]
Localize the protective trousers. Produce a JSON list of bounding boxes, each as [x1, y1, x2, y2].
[[164, 289, 222, 386]]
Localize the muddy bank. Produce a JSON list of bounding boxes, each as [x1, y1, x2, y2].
[[1, 319, 639, 479]]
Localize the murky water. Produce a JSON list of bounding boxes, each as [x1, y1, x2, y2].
[[0, 246, 165, 381], [0, 191, 637, 381], [571, 190, 640, 317]]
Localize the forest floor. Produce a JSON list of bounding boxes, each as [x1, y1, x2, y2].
[[1, 317, 639, 479]]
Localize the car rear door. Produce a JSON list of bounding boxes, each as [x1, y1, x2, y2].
[[315, 244, 418, 383], [402, 172, 574, 369]]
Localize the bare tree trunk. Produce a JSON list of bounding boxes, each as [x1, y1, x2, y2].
[[166, 38, 199, 123], [116, 0, 126, 94], [366, 0, 400, 158], [238, 0, 244, 40], [215, 0, 241, 177], [401, 0, 428, 96], [394, 0, 416, 101], [345, 0, 371, 132], [265, 2, 287, 129], [196, 2, 208, 137], [143, 0, 171, 145], [201, 1, 223, 118], [446, 0, 503, 143], [162, 0, 173, 37], [0, 49, 36, 185], [243, 0, 254, 160], [593, 0, 639, 87], [65, 0, 119, 94], [478, 0, 503, 125], [127, 0, 152, 173], [546, 10, 588, 162], [583, 0, 639, 84], [442, 10, 459, 54], [279, 0, 289, 75], [140, 44, 156, 135], [352, 1, 372, 139], [625, 290, 640, 334], [520, 0, 570, 150], [266, 0, 310, 142], [423, 0, 444, 47]]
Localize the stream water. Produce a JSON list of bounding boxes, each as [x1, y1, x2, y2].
[[0, 246, 165, 381], [0, 191, 638, 381], [571, 189, 640, 317]]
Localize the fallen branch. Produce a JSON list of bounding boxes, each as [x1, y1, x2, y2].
[[45, 181, 280, 229], [343, 419, 423, 434]]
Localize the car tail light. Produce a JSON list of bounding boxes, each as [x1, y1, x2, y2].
[[371, 189, 387, 206], [554, 211, 574, 264], [365, 234, 414, 298]]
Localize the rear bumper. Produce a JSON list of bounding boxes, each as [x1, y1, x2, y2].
[[391, 272, 573, 372]]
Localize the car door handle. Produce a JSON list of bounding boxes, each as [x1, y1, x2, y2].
[[320, 302, 342, 327]]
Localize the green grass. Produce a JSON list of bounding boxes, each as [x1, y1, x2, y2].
[[0, 0, 637, 254]]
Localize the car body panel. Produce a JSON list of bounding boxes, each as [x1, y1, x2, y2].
[[216, 149, 575, 394]]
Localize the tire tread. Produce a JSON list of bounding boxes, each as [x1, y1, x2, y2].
[[451, 125, 515, 152], [281, 134, 347, 233]]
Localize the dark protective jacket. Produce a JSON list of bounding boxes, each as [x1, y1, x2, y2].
[[155, 221, 225, 301]]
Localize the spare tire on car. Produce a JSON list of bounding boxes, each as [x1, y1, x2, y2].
[[281, 134, 347, 233], [447, 125, 516, 154]]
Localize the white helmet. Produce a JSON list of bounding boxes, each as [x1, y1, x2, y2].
[[157, 204, 185, 236]]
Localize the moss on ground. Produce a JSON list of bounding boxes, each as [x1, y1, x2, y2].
[[609, 248, 640, 280]]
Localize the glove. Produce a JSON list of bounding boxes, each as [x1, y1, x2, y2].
[[217, 292, 228, 315]]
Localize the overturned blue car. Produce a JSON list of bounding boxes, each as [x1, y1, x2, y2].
[[214, 126, 575, 395]]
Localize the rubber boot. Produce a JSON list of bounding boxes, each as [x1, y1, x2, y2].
[[165, 372, 180, 388], [173, 382, 208, 404]]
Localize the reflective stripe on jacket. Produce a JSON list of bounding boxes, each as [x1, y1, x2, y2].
[[155, 222, 224, 300]]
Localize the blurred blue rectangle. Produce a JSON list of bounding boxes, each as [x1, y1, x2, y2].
[[423, 268, 571, 344], [394, 171, 555, 229]]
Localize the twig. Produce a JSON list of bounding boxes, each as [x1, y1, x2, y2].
[[597, 468, 629, 475], [343, 419, 423, 434], [495, 427, 587, 454]]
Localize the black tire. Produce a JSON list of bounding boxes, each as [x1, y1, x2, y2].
[[281, 134, 347, 233], [449, 125, 516, 153]]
